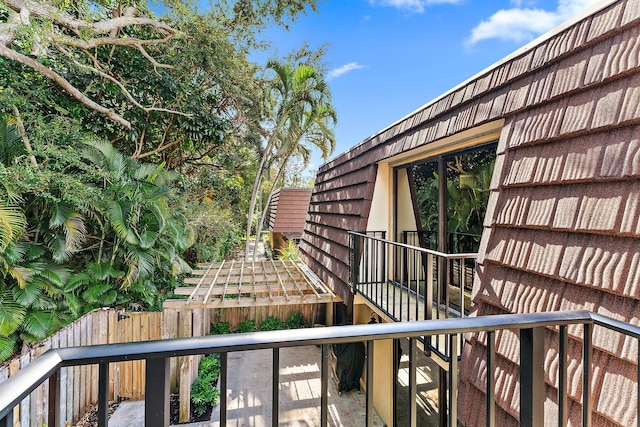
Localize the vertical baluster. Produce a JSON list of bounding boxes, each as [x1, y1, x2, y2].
[[366, 340, 374, 427], [486, 331, 495, 427], [425, 253, 433, 348], [399, 245, 404, 321], [145, 357, 169, 427], [459, 258, 464, 318], [0, 410, 13, 427], [520, 328, 544, 427], [321, 344, 329, 427], [583, 323, 592, 427], [220, 352, 228, 425], [97, 363, 109, 427], [414, 248, 419, 322], [48, 368, 61, 427], [449, 334, 458, 427], [558, 326, 567, 427], [408, 338, 417, 427], [385, 239, 390, 314], [272, 348, 280, 427]]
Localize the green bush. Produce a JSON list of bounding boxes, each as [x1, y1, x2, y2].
[[259, 316, 284, 331], [285, 312, 305, 329], [235, 320, 257, 333], [210, 321, 232, 335], [191, 354, 221, 415]]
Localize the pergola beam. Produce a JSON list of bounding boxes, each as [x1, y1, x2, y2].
[[167, 259, 339, 310]]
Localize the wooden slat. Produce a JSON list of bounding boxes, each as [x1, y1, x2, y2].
[[175, 283, 314, 296], [281, 260, 306, 298], [164, 294, 335, 309], [220, 259, 235, 305], [292, 261, 322, 299], [197, 260, 225, 305], [187, 262, 217, 304], [271, 258, 289, 301], [237, 260, 245, 304]]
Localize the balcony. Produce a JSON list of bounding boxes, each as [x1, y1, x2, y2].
[[1, 309, 639, 427]]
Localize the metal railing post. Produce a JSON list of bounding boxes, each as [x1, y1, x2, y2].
[[583, 323, 592, 427], [220, 352, 228, 425], [273, 348, 280, 427], [486, 331, 495, 427], [408, 338, 417, 427], [0, 411, 12, 427], [520, 327, 544, 427], [448, 334, 458, 427], [97, 363, 109, 427], [366, 340, 374, 427], [558, 326, 568, 427], [48, 368, 61, 427], [145, 357, 169, 427], [321, 344, 329, 427]]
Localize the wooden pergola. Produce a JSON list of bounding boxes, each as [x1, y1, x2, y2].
[[164, 259, 340, 309]]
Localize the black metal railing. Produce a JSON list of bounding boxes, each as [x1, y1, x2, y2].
[[349, 231, 476, 360], [0, 311, 638, 427]]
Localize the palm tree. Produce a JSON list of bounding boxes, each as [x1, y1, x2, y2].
[[252, 103, 336, 258], [244, 61, 335, 258]]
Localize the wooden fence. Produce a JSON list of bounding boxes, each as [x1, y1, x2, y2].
[[0, 303, 323, 426]]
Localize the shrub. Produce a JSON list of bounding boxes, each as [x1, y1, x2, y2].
[[235, 320, 257, 333], [210, 321, 232, 335], [260, 316, 284, 331], [285, 312, 305, 329], [191, 354, 221, 415]]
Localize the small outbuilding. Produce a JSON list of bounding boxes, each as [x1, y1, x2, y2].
[[265, 187, 313, 253]]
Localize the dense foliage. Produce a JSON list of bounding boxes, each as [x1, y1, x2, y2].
[[0, 0, 329, 361]]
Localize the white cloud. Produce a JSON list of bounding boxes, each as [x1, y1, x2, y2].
[[328, 62, 366, 80], [467, 0, 601, 45], [368, 0, 460, 14]]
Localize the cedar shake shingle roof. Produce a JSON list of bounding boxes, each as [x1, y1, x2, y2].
[[266, 188, 312, 238], [301, 0, 640, 425]]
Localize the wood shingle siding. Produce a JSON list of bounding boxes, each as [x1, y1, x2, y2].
[[266, 188, 312, 238], [301, 0, 640, 425]]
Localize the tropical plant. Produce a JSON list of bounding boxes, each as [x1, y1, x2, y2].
[[277, 240, 299, 260], [252, 101, 336, 258], [191, 354, 221, 416], [284, 311, 305, 329], [259, 316, 285, 331], [245, 60, 335, 257]]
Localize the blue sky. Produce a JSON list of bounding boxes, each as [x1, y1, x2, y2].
[[254, 0, 602, 170]]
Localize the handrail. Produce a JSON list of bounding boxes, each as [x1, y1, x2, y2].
[[0, 311, 590, 417], [349, 231, 477, 260], [1, 309, 637, 427]]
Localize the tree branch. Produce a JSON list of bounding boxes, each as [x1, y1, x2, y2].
[[133, 137, 184, 159], [3, 0, 174, 35], [11, 106, 38, 167], [57, 46, 190, 117], [0, 44, 131, 128]]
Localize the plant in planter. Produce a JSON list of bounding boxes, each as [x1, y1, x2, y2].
[[260, 316, 285, 331], [285, 312, 305, 329], [191, 354, 221, 416]]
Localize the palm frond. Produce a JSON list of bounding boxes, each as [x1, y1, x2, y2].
[[0, 335, 18, 362], [0, 202, 26, 251], [0, 290, 25, 335], [11, 281, 42, 306], [22, 310, 53, 342]]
